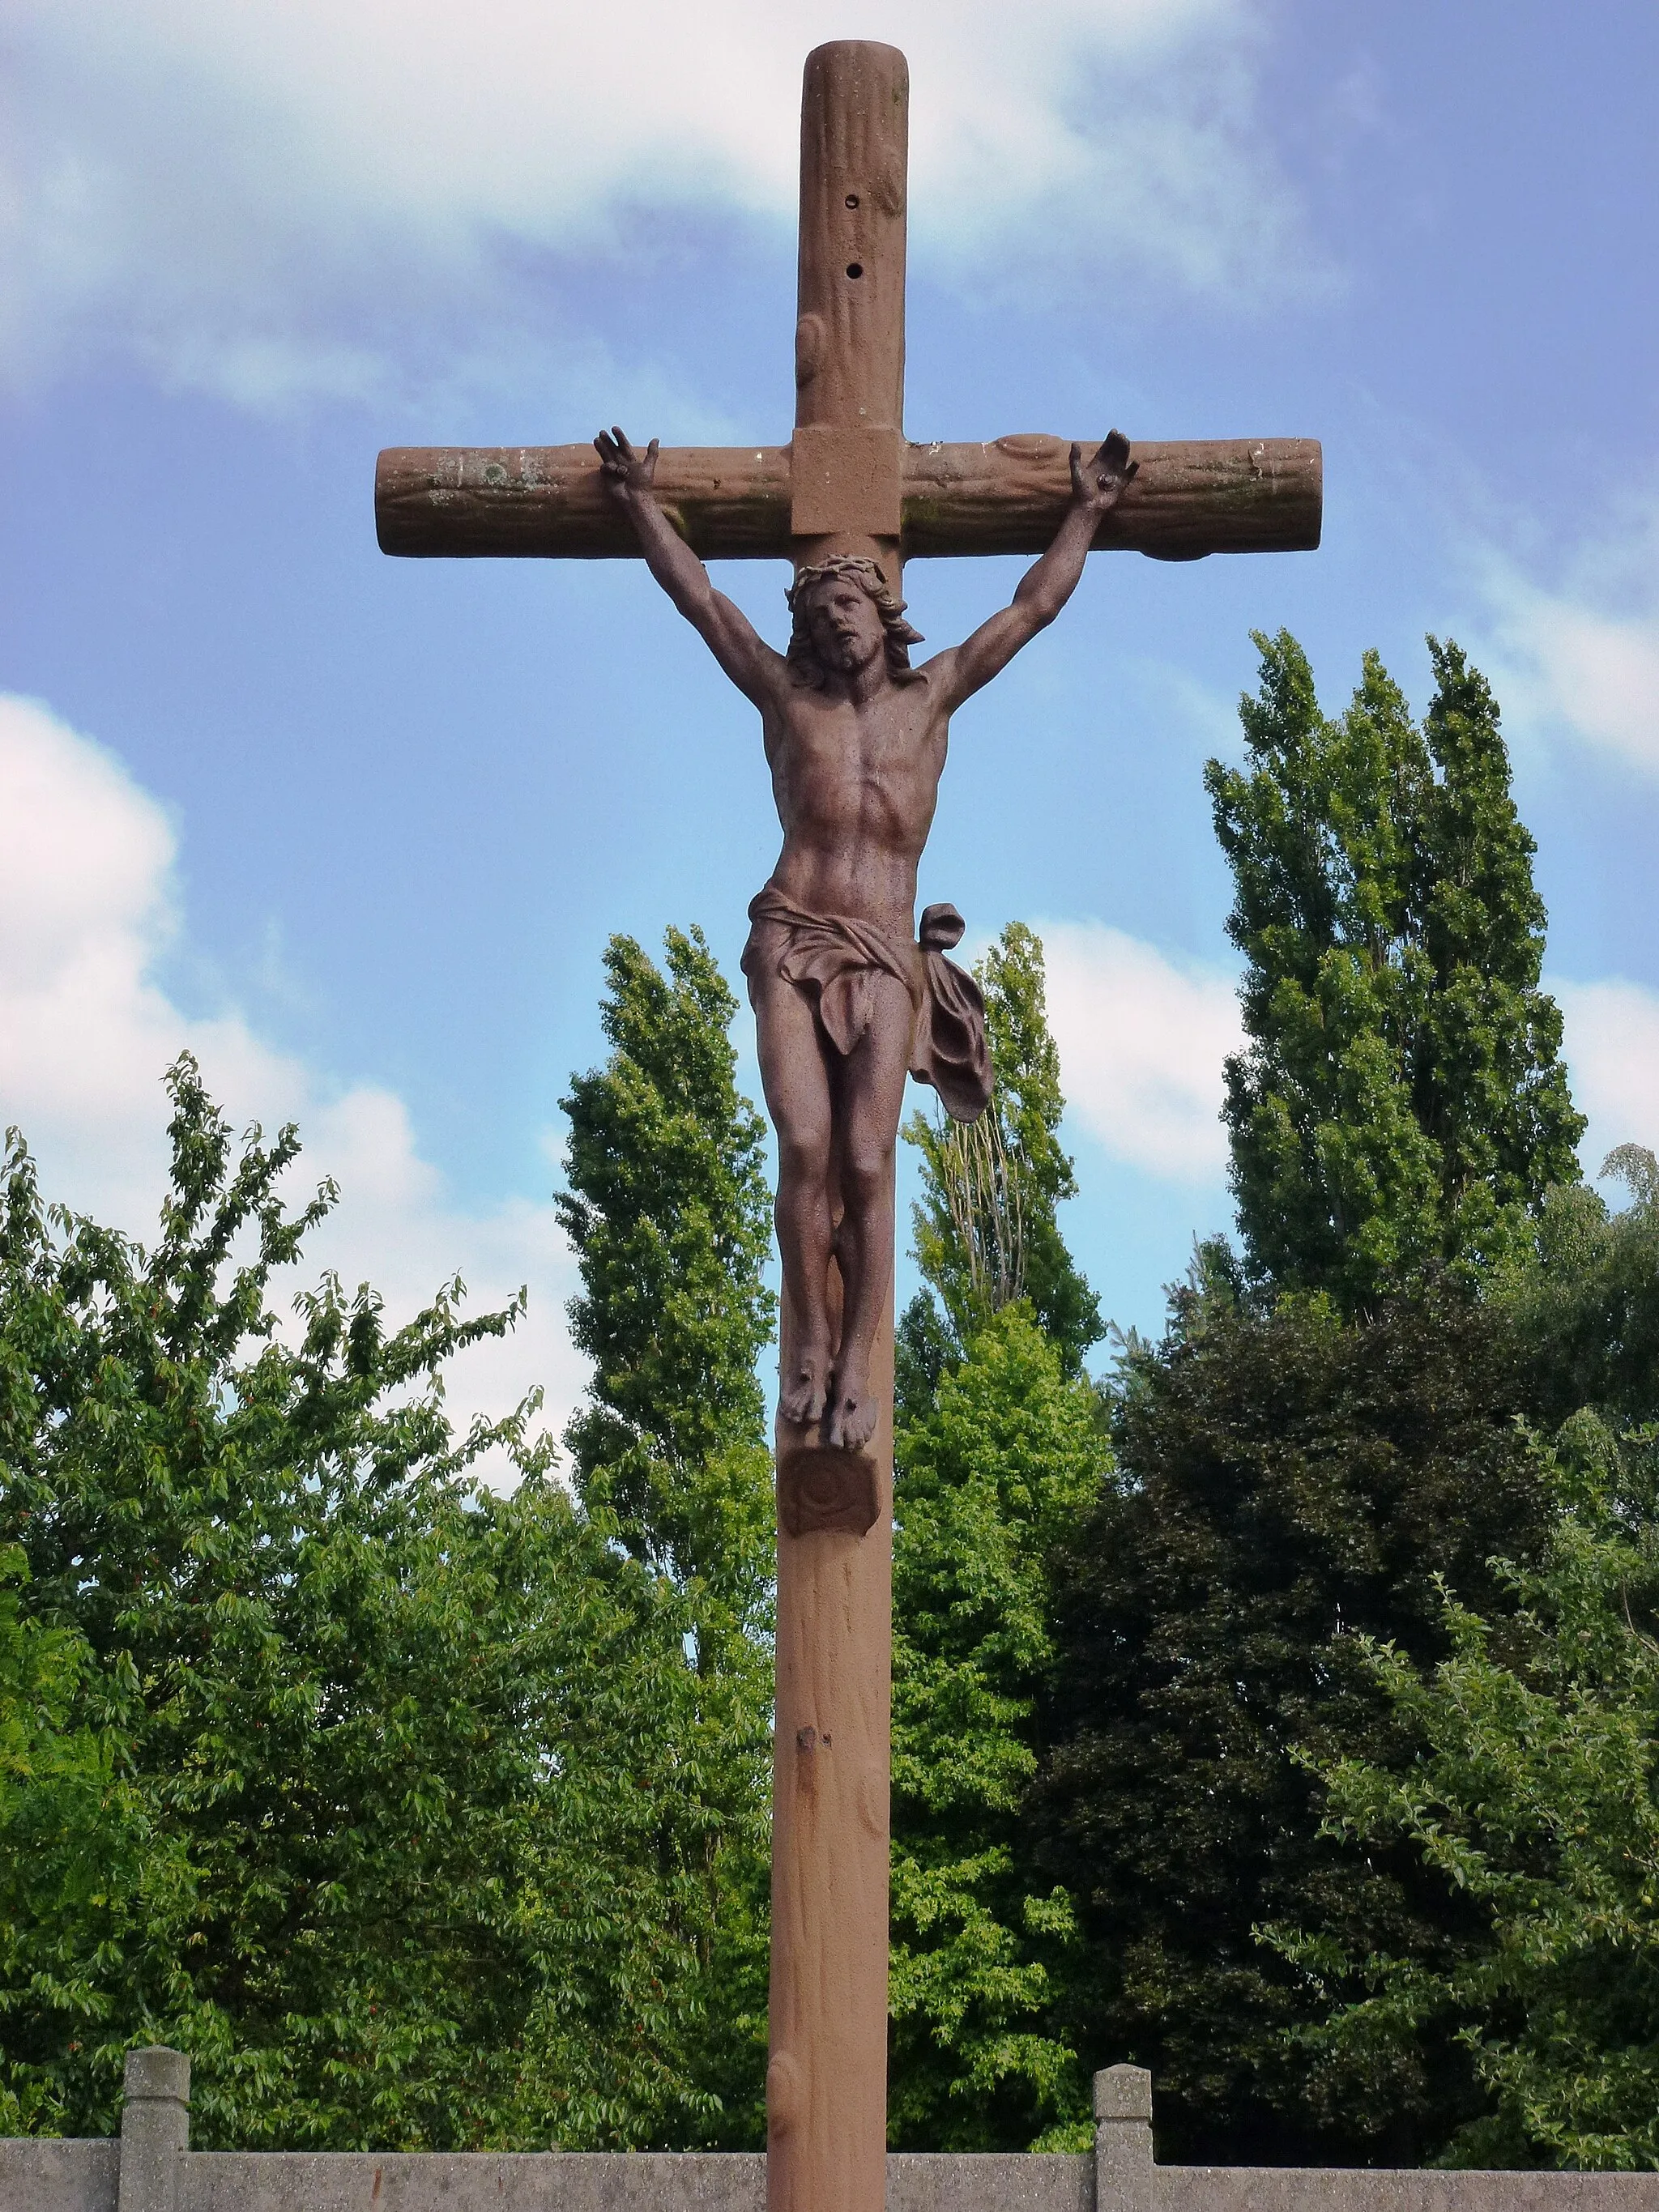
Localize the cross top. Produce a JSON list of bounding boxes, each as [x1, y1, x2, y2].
[[376, 44, 1318, 583]]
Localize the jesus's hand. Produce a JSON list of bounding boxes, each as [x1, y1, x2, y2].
[[595, 426, 659, 501], [1068, 430, 1137, 515]]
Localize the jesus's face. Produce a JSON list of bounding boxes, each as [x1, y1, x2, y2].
[[804, 579, 885, 679]]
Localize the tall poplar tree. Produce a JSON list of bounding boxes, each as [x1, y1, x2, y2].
[[556, 925, 778, 2142], [1034, 637, 1585, 2163], [557, 926, 776, 1660], [1206, 633, 1583, 1311]]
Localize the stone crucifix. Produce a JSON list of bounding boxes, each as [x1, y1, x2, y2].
[[376, 39, 1319, 2212]]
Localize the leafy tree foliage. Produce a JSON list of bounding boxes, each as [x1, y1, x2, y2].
[[0, 1546, 186, 2137], [1499, 1146, 1659, 1430], [1034, 1279, 1550, 2164], [889, 1306, 1109, 2150], [902, 923, 1101, 1393], [889, 924, 1108, 2145], [557, 925, 775, 1657], [1264, 1153, 1659, 2168], [556, 926, 777, 2144], [0, 1056, 760, 2149], [1269, 1417, 1659, 2170], [1022, 637, 1621, 2162], [1207, 634, 1583, 1313]]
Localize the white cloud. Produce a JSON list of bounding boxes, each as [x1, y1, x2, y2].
[[0, 0, 1313, 404], [1473, 495, 1659, 776], [1551, 974, 1659, 1176], [1038, 918, 1242, 1181], [0, 692, 582, 1479]]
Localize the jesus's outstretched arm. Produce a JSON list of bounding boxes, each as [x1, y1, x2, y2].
[[925, 431, 1137, 711], [595, 427, 787, 707]]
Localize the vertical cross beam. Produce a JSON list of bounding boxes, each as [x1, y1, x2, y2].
[[371, 40, 1321, 2212], [766, 1305, 893, 2212], [789, 42, 907, 578], [767, 47, 906, 2212]]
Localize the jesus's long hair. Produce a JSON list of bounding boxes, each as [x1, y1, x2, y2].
[[784, 557, 928, 688]]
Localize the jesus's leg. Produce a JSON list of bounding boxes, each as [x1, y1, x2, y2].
[[748, 957, 838, 1427], [824, 971, 914, 1452]]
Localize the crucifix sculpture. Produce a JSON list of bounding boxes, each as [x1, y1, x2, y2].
[[377, 39, 1319, 2212]]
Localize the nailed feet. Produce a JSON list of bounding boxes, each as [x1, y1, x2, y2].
[[824, 1364, 877, 1452], [779, 1339, 876, 1454], [779, 1348, 830, 1429]]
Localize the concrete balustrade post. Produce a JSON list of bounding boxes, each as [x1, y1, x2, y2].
[[1094, 2065, 1154, 2212], [117, 2047, 190, 2212]]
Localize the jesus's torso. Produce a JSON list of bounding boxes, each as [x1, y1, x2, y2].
[[760, 673, 949, 936]]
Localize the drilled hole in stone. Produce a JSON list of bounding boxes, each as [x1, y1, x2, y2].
[[845, 193, 859, 208], [846, 262, 864, 279]]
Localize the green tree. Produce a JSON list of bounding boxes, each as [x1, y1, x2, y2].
[[1498, 1146, 1659, 1431], [0, 1059, 754, 2149], [1269, 1416, 1659, 2170], [1024, 636, 1590, 2163], [556, 925, 778, 2144], [902, 923, 1101, 1392], [1260, 1150, 1659, 2169], [1034, 1280, 1550, 2165], [0, 1546, 188, 2137], [1207, 633, 1583, 1313], [557, 927, 775, 1655], [889, 1304, 1110, 2150], [889, 923, 1108, 2143]]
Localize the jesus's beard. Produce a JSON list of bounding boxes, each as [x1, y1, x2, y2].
[[827, 633, 879, 674]]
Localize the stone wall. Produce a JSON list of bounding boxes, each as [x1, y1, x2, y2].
[[2, 2050, 1655, 2212]]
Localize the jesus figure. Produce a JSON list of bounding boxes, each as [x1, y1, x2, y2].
[[595, 426, 1137, 1452]]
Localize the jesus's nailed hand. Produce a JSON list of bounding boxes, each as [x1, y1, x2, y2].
[[1069, 430, 1137, 513], [594, 427, 659, 499]]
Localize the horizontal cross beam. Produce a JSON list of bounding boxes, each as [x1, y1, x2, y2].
[[374, 434, 1321, 565]]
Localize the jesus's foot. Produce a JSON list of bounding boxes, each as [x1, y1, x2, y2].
[[825, 1367, 879, 1452], [779, 1350, 830, 1429]]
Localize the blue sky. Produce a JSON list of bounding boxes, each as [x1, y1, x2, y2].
[[2, 0, 1657, 1453]]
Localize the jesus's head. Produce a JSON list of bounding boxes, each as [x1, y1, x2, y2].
[[785, 557, 927, 689]]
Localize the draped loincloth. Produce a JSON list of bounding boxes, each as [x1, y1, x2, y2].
[[742, 884, 992, 1124]]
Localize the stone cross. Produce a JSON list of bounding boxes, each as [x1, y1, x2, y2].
[[376, 41, 1319, 2212]]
